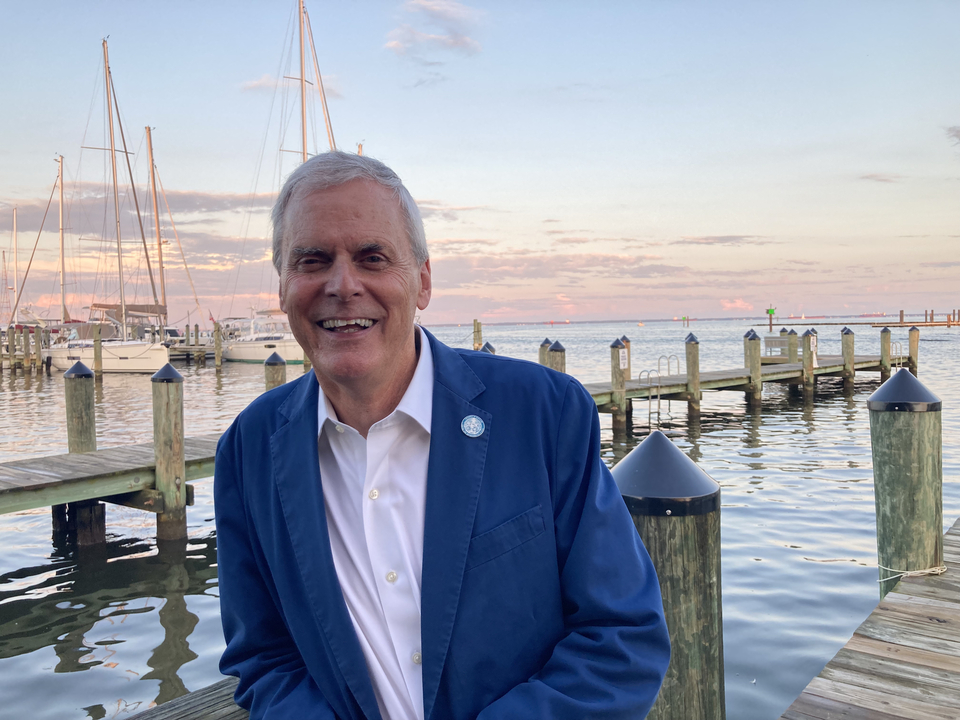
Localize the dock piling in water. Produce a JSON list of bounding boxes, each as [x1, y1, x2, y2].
[[685, 333, 701, 416], [214, 321, 222, 372], [879, 327, 891, 381], [787, 329, 798, 363], [801, 330, 815, 397], [745, 331, 762, 406], [841, 327, 855, 388], [264, 352, 286, 390], [908, 326, 919, 376], [93, 324, 103, 380], [610, 338, 627, 436], [612, 430, 725, 720], [63, 361, 105, 546], [538, 337, 551, 366], [472, 319, 482, 351], [867, 369, 942, 599], [547, 340, 566, 373], [152, 364, 187, 542]]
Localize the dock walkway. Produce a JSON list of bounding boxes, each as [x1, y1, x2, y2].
[[780, 516, 960, 719], [584, 353, 891, 407]]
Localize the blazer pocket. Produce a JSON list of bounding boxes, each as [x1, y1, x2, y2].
[[465, 505, 545, 571]]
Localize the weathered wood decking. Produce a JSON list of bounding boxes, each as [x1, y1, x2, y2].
[[583, 353, 894, 407], [780, 516, 960, 719], [0, 434, 220, 515]]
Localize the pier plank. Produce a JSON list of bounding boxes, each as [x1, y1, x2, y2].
[[780, 517, 960, 720], [132, 677, 246, 720]]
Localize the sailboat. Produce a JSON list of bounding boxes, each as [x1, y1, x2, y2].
[[43, 41, 169, 373], [222, 0, 335, 365]]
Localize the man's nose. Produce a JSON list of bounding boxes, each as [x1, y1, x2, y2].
[[326, 258, 363, 299]]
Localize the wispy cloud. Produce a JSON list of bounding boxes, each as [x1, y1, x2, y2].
[[674, 235, 770, 246], [860, 173, 902, 183], [386, 0, 482, 67], [416, 198, 489, 222], [947, 126, 960, 145], [720, 298, 754, 311], [241, 73, 343, 99], [920, 260, 960, 268]]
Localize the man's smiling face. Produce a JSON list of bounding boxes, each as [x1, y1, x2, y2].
[[278, 178, 431, 388]]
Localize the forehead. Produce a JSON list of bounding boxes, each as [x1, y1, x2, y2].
[[284, 178, 404, 242]]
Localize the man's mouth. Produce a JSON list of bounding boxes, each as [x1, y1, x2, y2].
[[319, 318, 377, 333]]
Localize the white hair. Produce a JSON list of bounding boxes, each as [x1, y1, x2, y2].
[[271, 151, 428, 273]]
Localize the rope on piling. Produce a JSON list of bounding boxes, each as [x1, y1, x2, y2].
[[878, 563, 947, 582]]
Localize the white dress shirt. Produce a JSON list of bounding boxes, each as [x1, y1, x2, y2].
[[317, 328, 433, 720]]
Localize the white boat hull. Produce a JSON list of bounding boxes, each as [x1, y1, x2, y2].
[[222, 338, 305, 364], [44, 342, 170, 373]]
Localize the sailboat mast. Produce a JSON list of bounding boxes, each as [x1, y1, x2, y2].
[[58, 155, 66, 324], [145, 126, 167, 324], [299, 0, 308, 163], [12, 207, 17, 324], [103, 40, 128, 340]]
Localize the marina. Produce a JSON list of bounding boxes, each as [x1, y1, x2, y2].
[[0, 318, 956, 719]]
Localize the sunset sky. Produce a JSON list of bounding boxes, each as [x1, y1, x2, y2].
[[1, 1, 958, 327]]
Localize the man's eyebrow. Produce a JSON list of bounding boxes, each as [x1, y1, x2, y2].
[[289, 246, 329, 258], [355, 242, 387, 255]]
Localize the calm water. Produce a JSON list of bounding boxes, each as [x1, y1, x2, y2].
[[1, 318, 957, 720]]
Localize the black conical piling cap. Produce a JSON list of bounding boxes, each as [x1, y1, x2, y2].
[[540, 337, 552, 347], [867, 368, 941, 412], [842, 327, 854, 335], [480, 342, 495, 354], [64, 361, 94, 379], [780, 327, 788, 333], [788, 329, 798, 336], [748, 330, 760, 340], [802, 329, 813, 337], [264, 352, 286, 366], [620, 334, 630, 343], [909, 326, 919, 332], [611, 430, 720, 517], [610, 338, 625, 349], [880, 327, 891, 334], [151, 363, 183, 383], [811, 328, 818, 335], [549, 341, 565, 352], [743, 329, 753, 338], [686, 333, 699, 344]]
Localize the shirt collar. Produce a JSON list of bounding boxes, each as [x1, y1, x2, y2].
[[317, 326, 434, 436]]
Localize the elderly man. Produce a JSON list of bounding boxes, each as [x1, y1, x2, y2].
[[215, 151, 670, 720]]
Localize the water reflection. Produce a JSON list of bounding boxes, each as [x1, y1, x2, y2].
[[0, 533, 215, 712]]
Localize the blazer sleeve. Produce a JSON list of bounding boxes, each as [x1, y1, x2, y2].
[[215, 422, 339, 720], [477, 380, 671, 720]]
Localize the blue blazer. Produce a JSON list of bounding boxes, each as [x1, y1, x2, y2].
[[215, 331, 669, 720]]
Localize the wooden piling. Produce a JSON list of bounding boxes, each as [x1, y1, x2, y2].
[[685, 333, 701, 415], [745, 331, 761, 406], [801, 330, 815, 398], [879, 327, 891, 381], [899, 309, 904, 324], [610, 338, 627, 436], [214, 322, 222, 372], [93, 324, 103, 380], [787, 329, 798, 363], [867, 370, 942, 599], [538, 338, 551, 366], [41, 329, 51, 374], [472, 319, 483, 351], [152, 364, 187, 541], [1, 327, 7, 370], [612, 431, 725, 720], [908, 326, 919, 377], [264, 352, 286, 391], [194, 324, 203, 365], [23, 328, 33, 372], [841, 327, 855, 389], [621, 335, 632, 425], [12, 327, 22, 370], [547, 340, 566, 373], [63, 362, 105, 546], [480, 341, 496, 355]]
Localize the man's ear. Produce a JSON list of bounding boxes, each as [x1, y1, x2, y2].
[[417, 259, 432, 311]]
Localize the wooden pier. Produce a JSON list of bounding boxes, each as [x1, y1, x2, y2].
[[780, 516, 960, 720]]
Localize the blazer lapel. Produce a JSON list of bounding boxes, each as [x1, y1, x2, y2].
[[271, 374, 381, 720], [420, 333, 490, 720]]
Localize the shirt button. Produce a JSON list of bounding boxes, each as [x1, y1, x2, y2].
[[369, 489, 379, 500], [412, 652, 422, 665], [386, 571, 398, 584], [335, 425, 344, 433]]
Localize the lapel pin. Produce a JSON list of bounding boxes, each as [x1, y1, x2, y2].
[[461, 415, 485, 438]]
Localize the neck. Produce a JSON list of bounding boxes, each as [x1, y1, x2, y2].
[[320, 329, 421, 438]]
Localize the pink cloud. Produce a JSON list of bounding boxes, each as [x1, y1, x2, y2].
[[720, 298, 754, 311]]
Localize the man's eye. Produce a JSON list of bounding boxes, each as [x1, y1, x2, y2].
[[363, 255, 385, 264]]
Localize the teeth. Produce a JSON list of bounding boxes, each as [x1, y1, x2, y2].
[[321, 318, 375, 329]]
